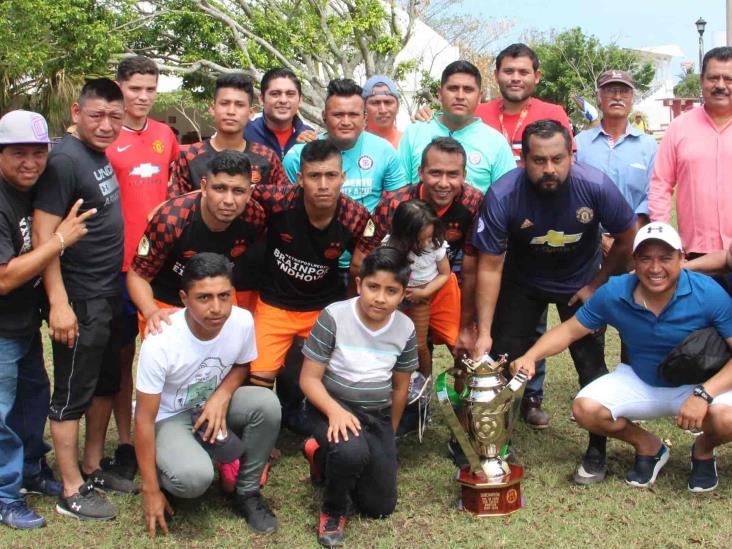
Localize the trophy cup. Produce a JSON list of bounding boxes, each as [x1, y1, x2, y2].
[[436, 353, 528, 516]]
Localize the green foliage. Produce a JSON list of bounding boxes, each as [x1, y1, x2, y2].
[[0, 0, 134, 134], [128, 0, 420, 122], [674, 72, 701, 98], [530, 27, 656, 125]]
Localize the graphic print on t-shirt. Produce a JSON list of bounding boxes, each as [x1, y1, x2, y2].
[[174, 356, 226, 410]]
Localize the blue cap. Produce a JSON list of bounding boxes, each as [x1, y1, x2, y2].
[[362, 75, 399, 100]]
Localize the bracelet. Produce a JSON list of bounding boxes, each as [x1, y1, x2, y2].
[[54, 232, 65, 256], [693, 384, 714, 404]]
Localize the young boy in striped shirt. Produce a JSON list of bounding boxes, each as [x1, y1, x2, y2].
[[299, 246, 418, 547]]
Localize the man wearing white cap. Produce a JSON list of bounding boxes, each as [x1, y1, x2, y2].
[[0, 110, 94, 528], [511, 222, 732, 492]]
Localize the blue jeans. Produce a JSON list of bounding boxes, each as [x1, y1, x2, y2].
[[0, 331, 51, 503]]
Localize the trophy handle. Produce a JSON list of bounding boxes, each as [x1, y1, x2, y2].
[[435, 372, 484, 473]]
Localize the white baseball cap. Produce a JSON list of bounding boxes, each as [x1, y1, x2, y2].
[[632, 222, 683, 253], [0, 110, 53, 145]]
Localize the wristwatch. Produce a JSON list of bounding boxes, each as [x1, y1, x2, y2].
[[693, 385, 714, 404]]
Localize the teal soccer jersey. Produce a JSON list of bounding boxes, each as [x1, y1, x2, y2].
[[283, 131, 406, 213], [283, 131, 406, 268], [399, 115, 516, 193]]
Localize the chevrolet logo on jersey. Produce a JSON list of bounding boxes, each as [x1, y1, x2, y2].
[[530, 230, 582, 248]]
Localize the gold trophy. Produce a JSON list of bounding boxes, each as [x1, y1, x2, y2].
[[436, 353, 528, 516]]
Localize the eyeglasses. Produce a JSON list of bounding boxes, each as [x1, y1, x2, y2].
[[601, 86, 634, 97]]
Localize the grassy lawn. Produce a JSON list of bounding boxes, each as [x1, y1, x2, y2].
[[3, 308, 731, 548]]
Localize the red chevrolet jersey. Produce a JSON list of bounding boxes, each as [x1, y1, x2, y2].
[[107, 118, 179, 270]]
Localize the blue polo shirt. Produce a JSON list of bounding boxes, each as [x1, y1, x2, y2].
[[575, 124, 657, 215], [473, 162, 635, 296], [576, 270, 732, 387]]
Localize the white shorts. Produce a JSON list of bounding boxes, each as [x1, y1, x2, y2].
[[575, 363, 732, 421]]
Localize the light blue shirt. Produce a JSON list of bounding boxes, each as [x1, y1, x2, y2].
[[399, 115, 516, 193], [575, 124, 657, 216], [283, 131, 406, 213], [283, 131, 406, 268]]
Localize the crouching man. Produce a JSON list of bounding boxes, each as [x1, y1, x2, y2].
[[511, 223, 732, 491], [134, 253, 281, 537]]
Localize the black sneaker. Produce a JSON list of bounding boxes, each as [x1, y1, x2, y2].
[[447, 437, 469, 468], [21, 469, 62, 497], [82, 468, 138, 494], [318, 511, 346, 547], [232, 492, 277, 534], [56, 480, 117, 521], [626, 444, 669, 488], [688, 445, 718, 493], [573, 446, 607, 485], [100, 444, 137, 481]]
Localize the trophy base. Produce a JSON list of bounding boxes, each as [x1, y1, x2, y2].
[[455, 463, 525, 516]]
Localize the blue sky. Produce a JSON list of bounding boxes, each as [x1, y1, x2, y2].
[[469, 0, 727, 74]]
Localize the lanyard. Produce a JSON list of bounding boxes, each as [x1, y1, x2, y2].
[[498, 99, 532, 145]]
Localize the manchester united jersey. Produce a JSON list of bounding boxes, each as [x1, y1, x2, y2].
[[358, 183, 484, 265], [253, 185, 371, 311], [107, 118, 179, 270], [168, 139, 288, 197], [130, 192, 266, 305]]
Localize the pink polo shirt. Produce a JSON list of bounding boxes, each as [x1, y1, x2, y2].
[[649, 107, 732, 253]]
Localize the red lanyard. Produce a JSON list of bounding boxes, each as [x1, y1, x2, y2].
[[498, 99, 532, 145]]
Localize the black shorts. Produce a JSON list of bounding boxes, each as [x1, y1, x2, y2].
[[48, 296, 123, 421], [120, 272, 139, 346]]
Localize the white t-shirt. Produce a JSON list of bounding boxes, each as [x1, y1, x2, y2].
[[136, 306, 257, 422], [382, 235, 448, 287]]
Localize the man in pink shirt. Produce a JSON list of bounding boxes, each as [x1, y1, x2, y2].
[[649, 47, 732, 255]]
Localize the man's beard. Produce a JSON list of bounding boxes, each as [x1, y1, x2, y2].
[[533, 174, 564, 195]]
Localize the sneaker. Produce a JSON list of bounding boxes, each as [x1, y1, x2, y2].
[[56, 480, 117, 520], [0, 500, 46, 529], [82, 468, 138, 494], [218, 459, 239, 494], [573, 447, 607, 485], [521, 396, 550, 429], [626, 444, 670, 488], [318, 512, 346, 547], [21, 468, 62, 497], [447, 437, 469, 469], [688, 445, 718, 493], [232, 492, 277, 534], [407, 371, 428, 405], [302, 437, 323, 484], [100, 443, 137, 481]]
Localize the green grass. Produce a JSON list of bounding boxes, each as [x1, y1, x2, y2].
[[3, 310, 731, 548]]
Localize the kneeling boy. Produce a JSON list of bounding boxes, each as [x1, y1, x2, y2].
[[134, 253, 281, 537], [300, 247, 418, 547]]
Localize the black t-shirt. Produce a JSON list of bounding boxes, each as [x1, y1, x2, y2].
[[0, 178, 40, 337], [34, 135, 124, 300], [253, 185, 370, 311], [130, 192, 267, 305]]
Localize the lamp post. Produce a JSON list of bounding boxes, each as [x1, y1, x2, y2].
[[696, 17, 706, 103]]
